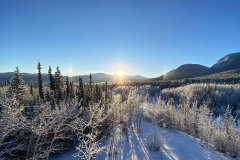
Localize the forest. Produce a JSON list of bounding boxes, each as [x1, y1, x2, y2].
[[1, 62, 240, 159]]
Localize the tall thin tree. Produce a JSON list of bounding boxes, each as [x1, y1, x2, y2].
[[48, 65, 56, 92], [105, 81, 108, 104], [89, 73, 93, 95], [66, 77, 70, 97], [55, 66, 63, 90], [78, 76, 84, 102], [12, 66, 25, 104], [37, 62, 44, 99], [70, 80, 74, 98], [30, 82, 34, 96]]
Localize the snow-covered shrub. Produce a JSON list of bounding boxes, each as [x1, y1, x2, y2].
[[73, 101, 106, 160], [145, 130, 161, 152]]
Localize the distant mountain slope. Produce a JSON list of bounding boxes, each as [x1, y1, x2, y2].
[[153, 52, 240, 81], [193, 69, 240, 81], [153, 64, 209, 81], [0, 72, 148, 83], [207, 52, 240, 74]]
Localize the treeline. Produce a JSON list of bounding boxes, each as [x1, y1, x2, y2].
[[159, 83, 240, 118], [1, 63, 117, 107], [124, 69, 240, 93]]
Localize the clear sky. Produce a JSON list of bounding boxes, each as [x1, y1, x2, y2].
[[1, 0, 240, 78]]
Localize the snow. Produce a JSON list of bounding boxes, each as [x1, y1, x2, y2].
[[213, 55, 232, 68], [224, 57, 229, 62], [50, 120, 234, 160]]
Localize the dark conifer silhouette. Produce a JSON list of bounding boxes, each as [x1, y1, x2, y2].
[[55, 66, 63, 102], [48, 65, 56, 92], [55, 66, 63, 90], [37, 62, 44, 99], [105, 81, 108, 104], [70, 80, 74, 98], [30, 82, 33, 96], [66, 77, 70, 97], [89, 73, 93, 95], [78, 76, 84, 102]]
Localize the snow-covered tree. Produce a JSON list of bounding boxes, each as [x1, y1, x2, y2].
[[37, 62, 44, 99], [11, 66, 25, 104]]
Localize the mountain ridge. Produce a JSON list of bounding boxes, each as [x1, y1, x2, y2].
[[0, 72, 148, 83], [153, 52, 240, 81]]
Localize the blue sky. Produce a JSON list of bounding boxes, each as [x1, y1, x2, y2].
[[1, 0, 240, 78]]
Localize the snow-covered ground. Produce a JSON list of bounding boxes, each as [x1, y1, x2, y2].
[[50, 120, 234, 160]]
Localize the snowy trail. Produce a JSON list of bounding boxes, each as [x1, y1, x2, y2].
[[50, 120, 234, 160]]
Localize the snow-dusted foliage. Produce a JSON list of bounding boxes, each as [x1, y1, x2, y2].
[[144, 87, 240, 158], [146, 130, 161, 152], [0, 93, 80, 159], [72, 102, 106, 160], [161, 83, 240, 116]]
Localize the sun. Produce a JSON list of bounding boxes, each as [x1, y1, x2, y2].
[[118, 70, 124, 77]]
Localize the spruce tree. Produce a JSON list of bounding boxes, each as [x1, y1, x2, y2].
[[12, 66, 25, 104], [79, 76, 83, 91], [70, 80, 74, 98], [30, 82, 34, 96], [86, 73, 93, 105], [105, 81, 108, 104], [55, 66, 63, 102], [55, 66, 63, 90], [89, 73, 93, 95], [48, 65, 56, 92], [95, 84, 101, 103], [78, 76, 84, 102], [37, 62, 44, 99], [66, 77, 70, 97]]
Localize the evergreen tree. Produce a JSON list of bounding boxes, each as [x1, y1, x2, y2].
[[85, 73, 93, 106], [66, 77, 70, 97], [95, 84, 100, 103], [79, 76, 83, 92], [89, 73, 93, 95], [105, 81, 108, 104], [30, 82, 34, 96], [12, 66, 25, 104], [95, 84, 103, 103], [48, 65, 56, 92], [37, 62, 44, 99], [78, 76, 84, 102], [70, 80, 74, 98], [86, 84, 91, 107], [55, 66, 63, 102], [55, 66, 63, 90]]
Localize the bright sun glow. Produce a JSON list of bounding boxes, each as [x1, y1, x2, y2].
[[118, 70, 124, 77]]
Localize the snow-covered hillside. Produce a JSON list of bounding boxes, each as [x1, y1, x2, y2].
[[212, 54, 233, 68], [51, 120, 233, 160]]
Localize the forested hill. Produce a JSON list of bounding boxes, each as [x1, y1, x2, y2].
[[153, 64, 209, 81], [0, 72, 148, 83], [153, 52, 240, 81]]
